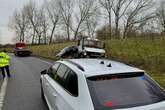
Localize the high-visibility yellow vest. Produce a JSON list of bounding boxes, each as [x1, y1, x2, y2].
[[0, 52, 10, 67]]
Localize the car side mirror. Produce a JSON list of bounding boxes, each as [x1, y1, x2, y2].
[[41, 69, 47, 75]]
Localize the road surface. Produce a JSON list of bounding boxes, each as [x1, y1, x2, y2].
[[2, 55, 53, 110]]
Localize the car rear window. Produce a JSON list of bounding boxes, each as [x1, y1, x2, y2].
[[87, 72, 165, 109]]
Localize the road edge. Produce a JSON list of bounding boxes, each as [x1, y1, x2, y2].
[[0, 78, 8, 110]]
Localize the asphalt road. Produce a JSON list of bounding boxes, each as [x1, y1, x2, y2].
[[2, 55, 53, 110]]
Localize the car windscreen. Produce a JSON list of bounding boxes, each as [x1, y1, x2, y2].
[[87, 72, 165, 109], [84, 40, 104, 49]]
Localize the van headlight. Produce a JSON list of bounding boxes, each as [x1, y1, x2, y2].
[[84, 52, 87, 56]]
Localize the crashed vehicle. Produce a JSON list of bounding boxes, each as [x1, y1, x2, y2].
[[57, 38, 106, 59], [14, 42, 32, 56], [78, 37, 106, 58], [56, 46, 79, 59]]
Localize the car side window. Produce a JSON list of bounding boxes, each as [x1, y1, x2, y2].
[[54, 64, 68, 87], [64, 70, 78, 97], [48, 63, 60, 78], [47, 67, 53, 78], [53, 63, 78, 97]]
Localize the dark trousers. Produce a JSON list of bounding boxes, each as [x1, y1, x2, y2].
[[0, 66, 10, 78]]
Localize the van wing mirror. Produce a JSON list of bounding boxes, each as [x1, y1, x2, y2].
[[41, 69, 47, 75]]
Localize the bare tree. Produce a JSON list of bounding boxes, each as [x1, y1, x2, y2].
[[99, 0, 114, 39], [122, 0, 154, 38], [32, 8, 49, 44], [59, 0, 74, 40], [156, 1, 165, 34], [112, 0, 134, 38], [24, 1, 38, 44], [9, 7, 29, 42], [24, 1, 48, 44], [45, 0, 61, 44], [72, 0, 98, 39], [40, 8, 49, 44], [86, 13, 99, 38]]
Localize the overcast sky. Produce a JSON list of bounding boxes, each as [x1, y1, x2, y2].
[[0, 0, 44, 44], [0, 0, 161, 44]]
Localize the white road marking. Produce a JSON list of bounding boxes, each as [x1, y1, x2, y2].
[[11, 54, 53, 65], [36, 58, 53, 65], [0, 78, 8, 110]]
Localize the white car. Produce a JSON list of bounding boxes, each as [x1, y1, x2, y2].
[[40, 59, 165, 110]]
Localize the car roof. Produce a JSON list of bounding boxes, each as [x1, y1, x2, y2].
[[61, 59, 144, 77]]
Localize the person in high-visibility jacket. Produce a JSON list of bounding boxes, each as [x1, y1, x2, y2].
[[0, 50, 11, 78]]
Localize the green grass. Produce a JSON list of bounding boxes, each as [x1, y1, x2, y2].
[[106, 38, 165, 88], [29, 42, 76, 60], [0, 47, 13, 53]]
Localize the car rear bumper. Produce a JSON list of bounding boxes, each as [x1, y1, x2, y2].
[[117, 101, 165, 110], [15, 50, 32, 56]]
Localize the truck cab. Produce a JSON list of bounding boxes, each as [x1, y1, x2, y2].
[[14, 42, 32, 56], [78, 37, 105, 58]]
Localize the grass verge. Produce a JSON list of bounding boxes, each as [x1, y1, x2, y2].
[[106, 38, 165, 88]]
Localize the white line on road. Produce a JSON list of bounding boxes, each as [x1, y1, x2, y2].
[[0, 78, 8, 110], [36, 58, 53, 65]]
